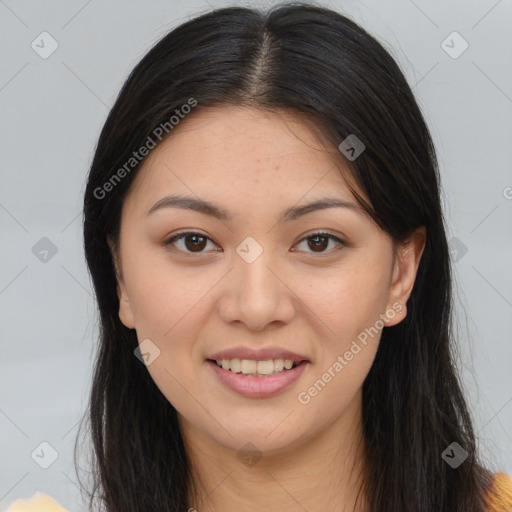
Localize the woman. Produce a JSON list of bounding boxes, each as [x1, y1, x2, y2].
[[6, 3, 511, 511]]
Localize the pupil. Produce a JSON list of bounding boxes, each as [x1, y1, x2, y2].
[[185, 235, 206, 252], [309, 235, 328, 252]]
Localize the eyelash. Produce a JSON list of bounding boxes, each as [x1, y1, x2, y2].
[[163, 231, 345, 255]]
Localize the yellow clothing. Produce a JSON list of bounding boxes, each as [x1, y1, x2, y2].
[[3, 492, 68, 512], [485, 472, 512, 511], [4, 472, 511, 511]]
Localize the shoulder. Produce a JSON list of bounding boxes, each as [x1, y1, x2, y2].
[[4, 492, 68, 512], [4, 477, 511, 511], [485, 472, 512, 512]]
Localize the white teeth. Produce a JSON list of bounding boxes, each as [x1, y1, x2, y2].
[[230, 358, 241, 373], [273, 358, 284, 372], [241, 359, 257, 374], [257, 360, 274, 375], [213, 358, 299, 376]]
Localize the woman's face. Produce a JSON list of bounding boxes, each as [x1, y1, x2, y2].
[[112, 105, 424, 455]]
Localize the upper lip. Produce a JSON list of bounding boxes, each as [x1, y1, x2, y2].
[[208, 347, 310, 363]]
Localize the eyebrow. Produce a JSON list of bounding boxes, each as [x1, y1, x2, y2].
[[146, 194, 360, 222]]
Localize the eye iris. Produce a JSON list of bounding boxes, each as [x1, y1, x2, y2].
[[309, 235, 329, 252], [185, 234, 207, 252], [175, 233, 336, 254]]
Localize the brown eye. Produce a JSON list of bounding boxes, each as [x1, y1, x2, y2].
[[308, 234, 329, 252], [183, 234, 207, 252], [294, 232, 345, 254], [164, 232, 216, 254]]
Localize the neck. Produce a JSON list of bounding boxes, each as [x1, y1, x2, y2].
[[181, 392, 368, 512]]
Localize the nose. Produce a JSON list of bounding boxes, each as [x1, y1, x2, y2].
[[217, 246, 296, 331]]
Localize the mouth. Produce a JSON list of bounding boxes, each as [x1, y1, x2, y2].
[[206, 358, 308, 378], [205, 357, 310, 398]]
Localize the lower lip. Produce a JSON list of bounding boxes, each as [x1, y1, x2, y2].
[[206, 360, 309, 398]]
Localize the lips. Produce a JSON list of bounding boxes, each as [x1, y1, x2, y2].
[[206, 359, 309, 398], [207, 346, 310, 364]]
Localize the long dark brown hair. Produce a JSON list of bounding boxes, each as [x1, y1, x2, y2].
[[77, 2, 496, 510]]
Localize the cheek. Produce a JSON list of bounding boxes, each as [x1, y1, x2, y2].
[[295, 270, 386, 416], [297, 256, 391, 407], [123, 250, 211, 382], [125, 263, 204, 413], [124, 249, 209, 337], [302, 258, 391, 339]]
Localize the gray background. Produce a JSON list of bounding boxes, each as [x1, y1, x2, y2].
[[1, 0, 511, 510]]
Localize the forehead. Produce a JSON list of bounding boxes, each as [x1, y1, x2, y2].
[[161, 105, 334, 151], [124, 105, 362, 209]]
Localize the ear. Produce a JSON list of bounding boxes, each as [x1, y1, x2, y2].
[[107, 236, 136, 329], [384, 226, 426, 326]]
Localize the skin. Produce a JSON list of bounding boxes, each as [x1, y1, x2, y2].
[[109, 105, 426, 512]]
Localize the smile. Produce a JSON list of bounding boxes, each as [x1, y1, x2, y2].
[[212, 357, 299, 377], [206, 359, 309, 398]]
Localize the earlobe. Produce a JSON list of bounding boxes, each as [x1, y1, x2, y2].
[[117, 277, 136, 329], [384, 226, 426, 327], [118, 296, 136, 330], [107, 236, 136, 330]]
